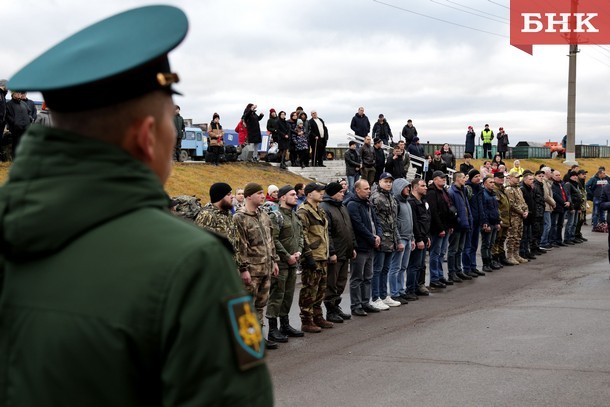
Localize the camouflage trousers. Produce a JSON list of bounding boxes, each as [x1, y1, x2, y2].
[[299, 261, 328, 323], [492, 226, 509, 257], [244, 273, 270, 326], [265, 266, 297, 319], [506, 216, 524, 256]]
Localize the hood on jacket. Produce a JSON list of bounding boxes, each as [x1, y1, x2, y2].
[[392, 178, 410, 201], [0, 126, 168, 262]]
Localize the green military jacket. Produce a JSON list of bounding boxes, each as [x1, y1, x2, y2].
[[272, 206, 304, 268], [506, 184, 528, 217], [234, 206, 279, 276], [297, 201, 329, 261], [0, 126, 273, 407], [494, 183, 512, 227]]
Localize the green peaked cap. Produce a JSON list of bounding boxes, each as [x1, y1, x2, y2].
[[9, 5, 188, 112]]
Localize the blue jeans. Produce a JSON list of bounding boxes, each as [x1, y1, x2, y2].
[[593, 197, 606, 226], [564, 210, 576, 242], [550, 212, 565, 244], [462, 223, 480, 272], [372, 250, 393, 301], [347, 174, 360, 193], [448, 229, 468, 274], [406, 247, 426, 294], [429, 234, 447, 283], [540, 211, 552, 246], [481, 227, 497, 260], [349, 250, 374, 310], [388, 239, 412, 297]]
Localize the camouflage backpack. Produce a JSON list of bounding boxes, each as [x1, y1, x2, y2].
[[171, 195, 203, 221], [261, 201, 284, 229]]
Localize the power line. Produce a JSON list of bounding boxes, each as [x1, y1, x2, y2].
[[372, 0, 508, 38], [582, 51, 610, 68], [488, 0, 509, 9], [445, 0, 509, 21], [429, 0, 509, 24]]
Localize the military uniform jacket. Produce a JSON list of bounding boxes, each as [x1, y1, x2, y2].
[[234, 207, 279, 276], [506, 184, 528, 219], [194, 202, 238, 253], [370, 188, 400, 252], [494, 184, 512, 227], [272, 206, 304, 267], [0, 126, 273, 406], [297, 201, 329, 261]]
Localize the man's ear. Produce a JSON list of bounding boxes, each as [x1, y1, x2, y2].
[[125, 115, 156, 162]]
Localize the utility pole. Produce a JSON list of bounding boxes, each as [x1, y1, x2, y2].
[[563, 0, 579, 165]]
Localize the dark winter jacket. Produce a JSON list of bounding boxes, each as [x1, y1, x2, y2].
[[350, 113, 370, 137], [308, 117, 329, 149], [481, 187, 500, 226], [496, 132, 509, 152], [346, 195, 382, 252], [520, 183, 536, 225], [392, 178, 414, 241], [360, 143, 375, 167], [266, 116, 279, 142], [460, 162, 474, 175], [374, 146, 385, 173], [464, 129, 475, 153], [426, 185, 456, 235], [464, 180, 483, 225], [320, 195, 356, 261], [533, 180, 546, 218], [407, 143, 424, 158], [276, 118, 291, 150], [401, 125, 417, 144], [372, 120, 393, 144], [552, 180, 567, 213], [244, 110, 264, 144], [564, 180, 583, 211], [407, 194, 430, 244], [5, 98, 30, 134], [385, 153, 407, 179], [440, 151, 456, 169], [586, 175, 608, 200], [344, 148, 361, 176], [448, 184, 472, 231]]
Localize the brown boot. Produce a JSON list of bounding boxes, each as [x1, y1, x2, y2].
[[300, 319, 322, 333], [313, 316, 334, 329]]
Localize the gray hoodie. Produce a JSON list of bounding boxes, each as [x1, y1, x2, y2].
[[391, 178, 414, 241]]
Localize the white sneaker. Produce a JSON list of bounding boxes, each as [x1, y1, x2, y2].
[[371, 298, 390, 310], [382, 296, 401, 307]]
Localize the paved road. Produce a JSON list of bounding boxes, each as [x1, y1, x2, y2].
[[266, 228, 610, 407]]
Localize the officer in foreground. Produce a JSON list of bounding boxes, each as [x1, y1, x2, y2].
[[0, 6, 273, 406]]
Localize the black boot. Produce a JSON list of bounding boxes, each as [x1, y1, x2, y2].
[[279, 315, 304, 337], [335, 305, 352, 320], [482, 258, 492, 273], [265, 338, 278, 350], [267, 318, 288, 343], [324, 302, 344, 323]]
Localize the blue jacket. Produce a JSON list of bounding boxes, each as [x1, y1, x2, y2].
[[481, 187, 500, 226], [350, 113, 370, 137], [448, 184, 473, 231], [346, 195, 382, 252], [464, 180, 484, 225]]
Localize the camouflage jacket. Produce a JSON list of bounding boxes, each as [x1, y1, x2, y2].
[[494, 184, 512, 227], [505, 184, 528, 217], [234, 207, 279, 276], [370, 187, 400, 252], [194, 203, 238, 252], [272, 206, 304, 267], [297, 201, 329, 261]]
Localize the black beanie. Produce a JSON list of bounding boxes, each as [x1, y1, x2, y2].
[[209, 182, 232, 203], [468, 169, 480, 181]]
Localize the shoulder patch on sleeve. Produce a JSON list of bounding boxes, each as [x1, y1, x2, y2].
[[224, 294, 266, 371]]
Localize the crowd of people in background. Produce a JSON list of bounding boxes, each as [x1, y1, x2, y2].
[[173, 132, 610, 350]]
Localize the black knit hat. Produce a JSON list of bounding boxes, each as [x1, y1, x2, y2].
[[468, 169, 480, 181], [209, 182, 232, 203]]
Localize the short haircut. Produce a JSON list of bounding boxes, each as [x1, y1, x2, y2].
[[294, 183, 304, 191], [411, 178, 423, 188], [463, 153, 472, 159], [453, 172, 465, 181], [354, 179, 367, 190], [349, 140, 357, 146], [535, 170, 545, 176]]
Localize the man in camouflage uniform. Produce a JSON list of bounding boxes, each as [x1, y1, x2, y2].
[[492, 172, 515, 266], [266, 185, 305, 343], [297, 182, 332, 333], [234, 183, 280, 349], [505, 169, 529, 264], [194, 182, 238, 254]]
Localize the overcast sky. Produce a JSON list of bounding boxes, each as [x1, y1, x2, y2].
[[5, 0, 610, 146]]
